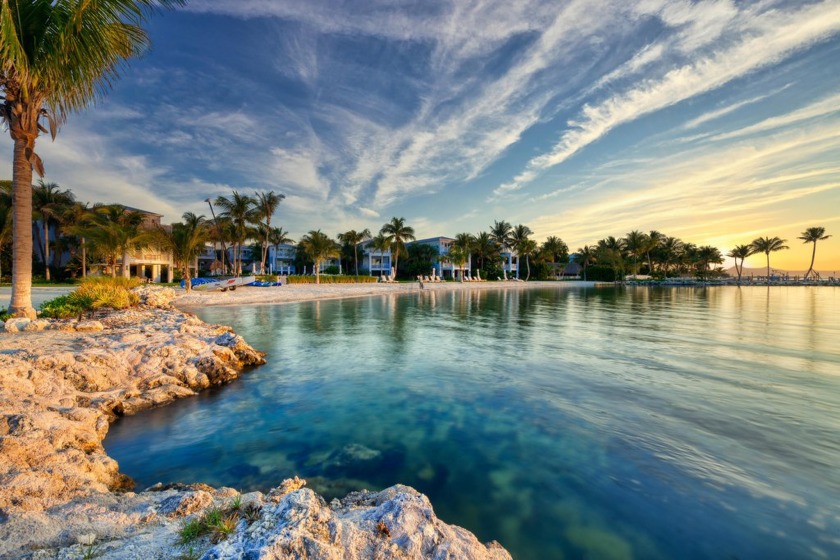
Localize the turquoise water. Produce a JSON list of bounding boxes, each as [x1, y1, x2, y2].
[[105, 287, 840, 559]]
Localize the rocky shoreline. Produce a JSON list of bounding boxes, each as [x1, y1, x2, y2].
[[0, 287, 511, 559]]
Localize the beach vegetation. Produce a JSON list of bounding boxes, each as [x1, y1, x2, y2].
[[286, 274, 378, 284], [151, 213, 213, 292], [750, 236, 789, 283], [338, 229, 372, 277], [254, 191, 285, 275], [727, 245, 753, 284], [69, 205, 155, 278], [0, 0, 184, 318], [298, 230, 341, 284], [40, 277, 140, 318], [798, 227, 831, 280], [243, 504, 262, 523], [380, 217, 416, 278]]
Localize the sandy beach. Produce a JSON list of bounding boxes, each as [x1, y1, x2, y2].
[[176, 280, 597, 308]]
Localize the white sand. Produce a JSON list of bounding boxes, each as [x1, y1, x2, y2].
[[175, 280, 597, 308]]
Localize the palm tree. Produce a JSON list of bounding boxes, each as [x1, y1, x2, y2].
[[214, 191, 257, 275], [151, 213, 211, 292], [61, 201, 91, 277], [338, 228, 371, 277], [444, 246, 470, 282], [575, 245, 596, 281], [380, 217, 415, 278], [509, 224, 533, 279], [298, 230, 340, 285], [453, 232, 475, 274], [473, 232, 497, 271], [696, 246, 724, 280], [798, 227, 831, 280], [73, 205, 152, 278], [597, 236, 627, 280], [268, 227, 293, 274], [657, 236, 683, 279], [750, 236, 789, 283], [645, 230, 664, 275], [519, 238, 538, 281], [32, 180, 74, 280], [369, 233, 391, 277], [254, 191, 285, 274], [623, 230, 649, 279], [1, 0, 183, 317], [541, 236, 569, 265], [727, 245, 753, 284]]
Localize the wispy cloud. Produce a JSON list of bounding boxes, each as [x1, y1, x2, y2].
[[493, 1, 840, 199]]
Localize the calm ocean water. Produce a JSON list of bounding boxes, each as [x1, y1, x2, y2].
[[105, 286, 840, 559]]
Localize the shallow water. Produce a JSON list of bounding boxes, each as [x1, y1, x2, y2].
[[105, 286, 840, 559], [0, 286, 74, 310]]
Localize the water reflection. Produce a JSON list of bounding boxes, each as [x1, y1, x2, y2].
[[107, 286, 840, 560]]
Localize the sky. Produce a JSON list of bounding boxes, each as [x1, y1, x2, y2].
[[3, 0, 840, 271]]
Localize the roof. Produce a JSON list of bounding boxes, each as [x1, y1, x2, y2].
[[411, 236, 455, 244], [119, 205, 163, 217]]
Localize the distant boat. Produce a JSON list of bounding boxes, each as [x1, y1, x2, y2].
[[182, 276, 257, 292]]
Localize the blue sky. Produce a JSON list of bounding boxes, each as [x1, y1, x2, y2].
[[4, 0, 840, 269]]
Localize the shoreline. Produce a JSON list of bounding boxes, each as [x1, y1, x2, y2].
[[0, 287, 512, 560], [175, 280, 598, 309]]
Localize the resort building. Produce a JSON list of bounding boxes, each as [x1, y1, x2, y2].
[[119, 207, 175, 283], [360, 241, 392, 277], [500, 249, 519, 279], [411, 236, 472, 280], [267, 243, 297, 275]]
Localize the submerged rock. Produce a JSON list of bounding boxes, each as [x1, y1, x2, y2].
[[0, 287, 511, 559]]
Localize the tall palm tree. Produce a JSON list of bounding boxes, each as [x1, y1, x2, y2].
[[151, 213, 211, 292], [519, 238, 538, 281], [268, 226, 293, 274], [727, 245, 752, 284], [1, 0, 183, 318], [214, 191, 257, 275], [445, 246, 470, 282], [623, 230, 649, 279], [370, 233, 391, 277], [298, 230, 340, 285], [32, 180, 74, 280], [696, 246, 724, 280], [61, 200, 91, 277], [473, 231, 497, 271], [645, 230, 664, 275], [750, 236, 789, 283], [72, 205, 151, 278], [657, 236, 683, 279], [575, 245, 596, 281], [453, 232, 475, 273], [254, 191, 285, 274], [541, 236, 569, 264], [337, 228, 371, 277], [597, 236, 626, 280], [798, 227, 831, 279], [509, 224, 533, 280], [380, 217, 415, 278]]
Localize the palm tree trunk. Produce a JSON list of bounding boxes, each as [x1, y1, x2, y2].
[[806, 241, 817, 279], [9, 138, 37, 319], [315, 259, 321, 285], [81, 238, 87, 278], [766, 253, 770, 284], [736, 259, 742, 283], [183, 263, 192, 292], [354, 245, 359, 277], [526, 255, 531, 281], [111, 255, 117, 278], [44, 219, 51, 281]]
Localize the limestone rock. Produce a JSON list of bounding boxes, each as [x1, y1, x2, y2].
[[202, 485, 512, 560], [75, 320, 105, 332], [158, 490, 214, 517], [3, 317, 31, 332]]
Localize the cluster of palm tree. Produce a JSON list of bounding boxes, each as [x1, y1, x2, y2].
[[333, 217, 417, 280], [1, 0, 183, 317], [727, 228, 831, 283], [575, 231, 724, 281], [209, 190, 286, 275]]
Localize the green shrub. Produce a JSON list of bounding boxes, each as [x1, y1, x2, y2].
[[40, 277, 141, 318], [582, 265, 617, 282]]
